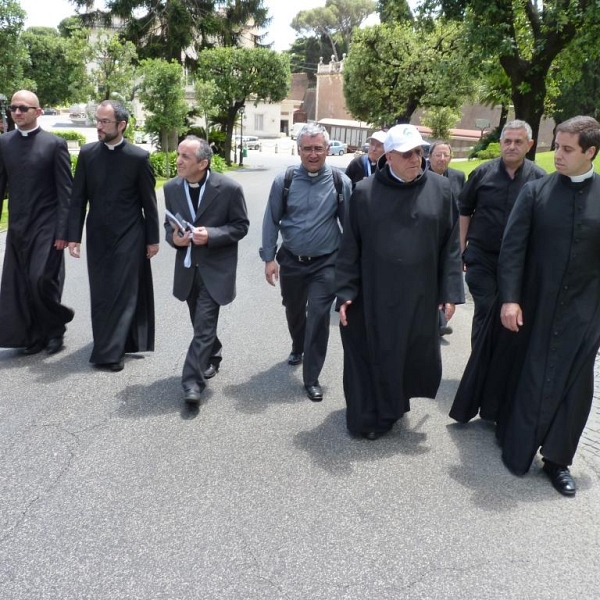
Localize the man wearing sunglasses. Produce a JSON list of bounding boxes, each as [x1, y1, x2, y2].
[[0, 90, 74, 355], [68, 100, 160, 372], [336, 124, 464, 440]]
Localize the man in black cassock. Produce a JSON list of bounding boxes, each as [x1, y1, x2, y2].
[[68, 100, 159, 372], [336, 124, 464, 440], [0, 90, 74, 355], [450, 116, 600, 497]]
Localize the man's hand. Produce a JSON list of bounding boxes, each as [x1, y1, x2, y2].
[[191, 226, 209, 246], [68, 242, 81, 258], [501, 302, 523, 332], [339, 300, 353, 326], [444, 303, 456, 321], [146, 244, 159, 259], [54, 239, 67, 250], [265, 261, 279, 286]]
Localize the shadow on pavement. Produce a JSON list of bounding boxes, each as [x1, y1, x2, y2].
[[293, 409, 430, 476], [446, 420, 593, 509], [224, 362, 308, 414], [115, 375, 211, 421]]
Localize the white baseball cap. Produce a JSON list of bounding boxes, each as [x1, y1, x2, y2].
[[384, 124, 429, 153], [367, 130, 387, 144]]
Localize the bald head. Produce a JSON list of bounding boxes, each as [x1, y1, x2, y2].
[[10, 90, 42, 131]]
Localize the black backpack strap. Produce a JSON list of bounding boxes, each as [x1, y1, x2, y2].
[[281, 165, 296, 217], [331, 167, 344, 205]]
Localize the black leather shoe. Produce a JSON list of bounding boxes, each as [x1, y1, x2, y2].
[[304, 384, 323, 402], [184, 389, 202, 404], [46, 337, 64, 355], [543, 461, 576, 496], [204, 364, 219, 379], [21, 341, 47, 355], [364, 431, 381, 441], [288, 352, 302, 366], [109, 360, 124, 372], [439, 325, 453, 336]]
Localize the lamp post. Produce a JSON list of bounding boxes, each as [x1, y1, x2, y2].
[[239, 105, 245, 167]]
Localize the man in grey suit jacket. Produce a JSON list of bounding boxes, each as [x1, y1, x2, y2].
[[164, 136, 249, 404]]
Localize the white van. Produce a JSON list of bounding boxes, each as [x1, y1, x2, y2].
[[290, 122, 307, 140]]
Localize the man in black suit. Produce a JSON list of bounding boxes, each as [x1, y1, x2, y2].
[[164, 136, 249, 404], [427, 140, 466, 336]]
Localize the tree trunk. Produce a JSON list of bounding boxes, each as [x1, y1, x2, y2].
[[510, 74, 546, 160]]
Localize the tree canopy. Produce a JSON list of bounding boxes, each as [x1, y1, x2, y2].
[[291, 0, 377, 61], [377, 0, 413, 23], [343, 20, 473, 126], [195, 46, 290, 164], [70, 0, 271, 65], [0, 0, 28, 96]]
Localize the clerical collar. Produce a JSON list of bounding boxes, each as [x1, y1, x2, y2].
[[187, 172, 208, 188], [18, 125, 40, 137], [569, 165, 595, 183], [105, 138, 125, 150]]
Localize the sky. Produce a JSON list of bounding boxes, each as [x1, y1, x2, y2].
[[19, 0, 329, 52]]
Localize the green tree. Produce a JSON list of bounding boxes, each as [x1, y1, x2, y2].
[[427, 0, 600, 158], [21, 26, 89, 106], [291, 0, 377, 61], [195, 46, 290, 164], [138, 59, 189, 177], [378, 0, 413, 23], [89, 32, 137, 102], [0, 0, 28, 96], [421, 106, 461, 139], [70, 0, 271, 64], [343, 21, 473, 125]]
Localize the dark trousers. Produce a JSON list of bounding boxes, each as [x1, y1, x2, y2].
[[277, 247, 336, 386], [464, 244, 499, 348], [182, 267, 222, 393]]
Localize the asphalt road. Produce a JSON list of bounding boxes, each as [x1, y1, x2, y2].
[[1, 150, 599, 599]]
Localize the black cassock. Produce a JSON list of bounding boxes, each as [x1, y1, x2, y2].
[[0, 128, 74, 348], [450, 173, 600, 474], [69, 141, 159, 364], [336, 164, 464, 435]]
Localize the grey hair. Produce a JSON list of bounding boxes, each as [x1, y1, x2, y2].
[[501, 119, 533, 141], [297, 123, 330, 148], [99, 100, 129, 125], [184, 135, 213, 165]]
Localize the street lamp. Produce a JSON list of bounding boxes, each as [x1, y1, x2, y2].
[[239, 105, 245, 167]]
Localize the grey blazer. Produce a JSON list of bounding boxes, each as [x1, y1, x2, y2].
[[164, 172, 249, 306]]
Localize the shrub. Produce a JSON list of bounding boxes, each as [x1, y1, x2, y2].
[[469, 128, 500, 159], [473, 142, 501, 160], [149, 151, 177, 178], [53, 130, 87, 147], [70, 154, 78, 176]]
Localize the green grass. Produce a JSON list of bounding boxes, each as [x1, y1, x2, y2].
[[453, 151, 600, 177]]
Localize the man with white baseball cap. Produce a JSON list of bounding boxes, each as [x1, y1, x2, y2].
[[335, 123, 464, 440], [345, 130, 387, 186]]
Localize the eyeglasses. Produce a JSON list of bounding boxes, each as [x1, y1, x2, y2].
[[431, 152, 451, 158], [391, 148, 423, 160], [94, 118, 119, 126], [300, 146, 326, 154], [9, 105, 38, 112]]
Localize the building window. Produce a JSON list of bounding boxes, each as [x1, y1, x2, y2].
[[254, 114, 264, 131]]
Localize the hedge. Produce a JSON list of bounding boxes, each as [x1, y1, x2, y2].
[[53, 130, 87, 147]]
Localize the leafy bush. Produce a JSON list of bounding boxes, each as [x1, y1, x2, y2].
[[149, 151, 178, 178], [53, 130, 87, 146], [210, 154, 225, 173], [473, 142, 501, 160], [469, 128, 500, 159], [70, 154, 78, 176]]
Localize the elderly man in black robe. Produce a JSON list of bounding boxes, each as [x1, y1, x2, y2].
[[450, 116, 600, 497], [336, 124, 464, 440], [0, 90, 74, 355], [68, 100, 159, 372]]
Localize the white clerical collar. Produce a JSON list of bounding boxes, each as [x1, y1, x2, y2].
[[18, 125, 40, 137], [104, 138, 125, 150], [569, 165, 595, 183]]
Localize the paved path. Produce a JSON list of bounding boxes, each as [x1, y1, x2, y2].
[[1, 153, 599, 599]]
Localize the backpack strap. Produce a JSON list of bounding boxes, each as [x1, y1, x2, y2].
[[362, 154, 370, 176], [281, 165, 344, 216]]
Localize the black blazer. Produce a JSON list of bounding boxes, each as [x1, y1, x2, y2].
[[164, 172, 249, 305]]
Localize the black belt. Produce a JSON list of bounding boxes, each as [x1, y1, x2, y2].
[[282, 246, 334, 263]]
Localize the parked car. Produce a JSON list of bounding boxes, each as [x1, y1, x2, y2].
[[234, 135, 260, 150], [43, 107, 59, 115], [328, 140, 347, 156]]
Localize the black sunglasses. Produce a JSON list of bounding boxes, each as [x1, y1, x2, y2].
[[9, 105, 38, 112]]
